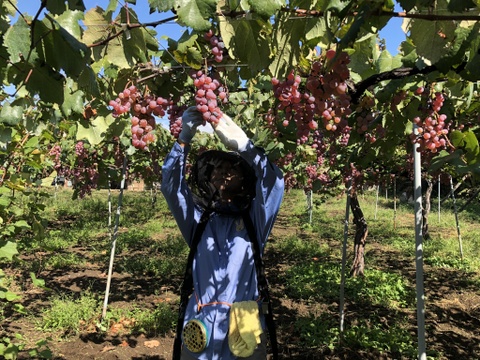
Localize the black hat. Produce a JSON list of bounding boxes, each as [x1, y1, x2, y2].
[[188, 150, 257, 214]]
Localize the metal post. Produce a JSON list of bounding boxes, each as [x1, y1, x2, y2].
[[413, 127, 426, 360]]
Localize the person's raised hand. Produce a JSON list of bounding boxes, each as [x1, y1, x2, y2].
[[178, 106, 204, 145], [213, 113, 249, 152]]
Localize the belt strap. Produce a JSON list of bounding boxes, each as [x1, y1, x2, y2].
[[173, 210, 211, 360]]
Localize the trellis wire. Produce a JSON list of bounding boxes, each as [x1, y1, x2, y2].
[[102, 155, 128, 320], [413, 126, 426, 360]]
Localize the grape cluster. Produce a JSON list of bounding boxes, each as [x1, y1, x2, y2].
[[167, 101, 187, 138], [270, 49, 353, 173], [410, 88, 449, 153], [304, 164, 329, 191], [48, 145, 62, 172], [204, 30, 225, 63], [109, 85, 165, 150], [192, 70, 227, 124], [61, 141, 99, 198]]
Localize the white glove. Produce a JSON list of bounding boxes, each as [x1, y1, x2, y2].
[[214, 113, 249, 152]]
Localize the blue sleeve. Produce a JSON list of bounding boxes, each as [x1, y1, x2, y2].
[[239, 141, 285, 250], [160, 142, 201, 246]]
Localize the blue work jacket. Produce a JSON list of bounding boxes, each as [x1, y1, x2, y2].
[[161, 141, 284, 360]]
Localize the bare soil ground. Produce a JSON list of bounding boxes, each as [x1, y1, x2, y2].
[[3, 197, 480, 360]]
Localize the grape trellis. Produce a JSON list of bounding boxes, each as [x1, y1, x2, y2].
[[2, 1, 480, 359]]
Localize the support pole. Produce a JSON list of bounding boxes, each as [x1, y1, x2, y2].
[[102, 156, 128, 320], [413, 128, 426, 360]]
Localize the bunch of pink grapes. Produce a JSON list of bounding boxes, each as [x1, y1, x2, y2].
[[410, 88, 449, 153], [191, 70, 227, 124], [109, 85, 167, 150]]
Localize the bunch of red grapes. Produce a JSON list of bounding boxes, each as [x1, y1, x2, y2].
[[191, 70, 228, 124], [271, 49, 352, 148], [410, 87, 449, 153], [109, 85, 167, 150], [204, 30, 225, 63]]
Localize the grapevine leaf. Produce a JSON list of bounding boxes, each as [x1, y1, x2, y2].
[[376, 50, 402, 73], [305, 17, 330, 45], [0, 241, 18, 261], [447, 0, 477, 12], [246, 0, 285, 18], [450, 130, 480, 163], [123, 27, 149, 64], [173, 32, 203, 69], [408, 19, 456, 64], [0, 104, 23, 126], [174, 0, 217, 31], [0, 126, 13, 148], [106, 0, 119, 13], [46, 0, 86, 14], [77, 66, 101, 97], [348, 34, 378, 80], [82, 7, 112, 47], [26, 64, 65, 104], [149, 0, 175, 12], [76, 116, 113, 145], [55, 9, 85, 40], [24, 137, 39, 154], [62, 79, 85, 117], [430, 149, 466, 172], [461, 27, 480, 81], [270, 12, 304, 79], [34, 14, 91, 78], [337, 5, 368, 51], [396, 0, 416, 12], [4, 19, 34, 64]]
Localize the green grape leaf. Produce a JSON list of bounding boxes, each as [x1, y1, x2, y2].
[[174, 0, 217, 31], [408, 19, 456, 64], [77, 115, 116, 145], [4, 19, 33, 64], [149, 0, 175, 12], [25, 64, 65, 104], [173, 32, 203, 69], [55, 9, 85, 40], [397, 0, 416, 12], [447, 0, 477, 12], [77, 66, 101, 97], [0, 104, 23, 126], [23, 136, 39, 154], [450, 130, 480, 163], [34, 14, 90, 78], [220, 17, 272, 75], [376, 50, 402, 73], [0, 241, 18, 261], [247, 0, 284, 18], [269, 12, 304, 79], [0, 126, 13, 148], [61, 78, 85, 117], [82, 7, 111, 46]]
